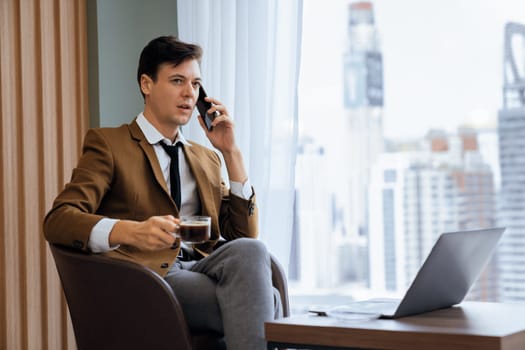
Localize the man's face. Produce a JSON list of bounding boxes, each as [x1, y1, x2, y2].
[[141, 59, 201, 132]]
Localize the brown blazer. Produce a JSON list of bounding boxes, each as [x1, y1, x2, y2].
[[44, 120, 258, 276]]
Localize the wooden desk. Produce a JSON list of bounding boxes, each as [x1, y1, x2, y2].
[[265, 302, 525, 350]]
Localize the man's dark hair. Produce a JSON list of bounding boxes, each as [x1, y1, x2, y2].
[[137, 36, 203, 98]]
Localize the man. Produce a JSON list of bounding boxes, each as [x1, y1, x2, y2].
[[44, 36, 279, 350]]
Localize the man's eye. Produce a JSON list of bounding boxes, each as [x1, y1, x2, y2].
[[171, 79, 183, 84]]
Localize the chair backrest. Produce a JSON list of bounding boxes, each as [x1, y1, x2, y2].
[[49, 244, 193, 350]]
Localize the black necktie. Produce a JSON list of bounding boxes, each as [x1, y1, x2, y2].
[[159, 141, 183, 209]]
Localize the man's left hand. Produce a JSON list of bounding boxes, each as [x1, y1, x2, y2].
[[197, 97, 238, 153]]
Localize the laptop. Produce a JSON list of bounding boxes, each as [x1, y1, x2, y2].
[[312, 227, 505, 319]]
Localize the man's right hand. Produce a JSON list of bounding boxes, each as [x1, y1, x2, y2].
[[109, 215, 178, 251]]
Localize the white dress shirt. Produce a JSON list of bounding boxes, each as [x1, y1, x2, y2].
[[88, 113, 252, 253]]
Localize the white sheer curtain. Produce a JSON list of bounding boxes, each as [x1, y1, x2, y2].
[[177, 0, 303, 269]]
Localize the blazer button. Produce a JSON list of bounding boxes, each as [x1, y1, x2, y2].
[[72, 240, 84, 249], [161, 263, 169, 269]]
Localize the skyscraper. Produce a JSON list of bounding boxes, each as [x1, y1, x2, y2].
[[369, 130, 497, 299], [343, 1, 383, 285], [497, 22, 525, 302], [292, 138, 340, 288]]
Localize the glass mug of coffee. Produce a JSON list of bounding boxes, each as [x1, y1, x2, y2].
[[173, 216, 211, 243]]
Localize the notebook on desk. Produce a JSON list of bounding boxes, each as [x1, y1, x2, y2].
[[312, 227, 505, 319]]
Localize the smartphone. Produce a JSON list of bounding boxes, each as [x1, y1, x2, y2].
[[196, 86, 215, 131]]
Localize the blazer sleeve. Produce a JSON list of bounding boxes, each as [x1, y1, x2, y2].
[[218, 183, 259, 241], [43, 129, 114, 251]]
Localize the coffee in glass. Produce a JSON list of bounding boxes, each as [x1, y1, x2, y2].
[[176, 216, 211, 243]]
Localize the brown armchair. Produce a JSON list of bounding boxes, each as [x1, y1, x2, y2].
[[49, 243, 289, 350]]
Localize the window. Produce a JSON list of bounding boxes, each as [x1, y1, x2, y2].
[[290, 0, 525, 312]]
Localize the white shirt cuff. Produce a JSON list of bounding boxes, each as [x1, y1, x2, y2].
[[230, 179, 253, 200], [88, 218, 120, 253]]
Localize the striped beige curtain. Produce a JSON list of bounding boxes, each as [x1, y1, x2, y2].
[[0, 0, 88, 349]]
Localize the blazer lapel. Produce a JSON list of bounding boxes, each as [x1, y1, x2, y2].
[[183, 144, 219, 217], [128, 121, 171, 198]]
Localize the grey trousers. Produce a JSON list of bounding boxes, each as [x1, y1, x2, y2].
[[164, 238, 282, 350]]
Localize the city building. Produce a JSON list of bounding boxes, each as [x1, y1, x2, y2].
[[369, 129, 497, 300], [497, 22, 525, 302], [343, 1, 384, 286], [292, 138, 339, 288]]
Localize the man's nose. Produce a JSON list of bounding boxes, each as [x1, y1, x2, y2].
[[183, 82, 197, 98]]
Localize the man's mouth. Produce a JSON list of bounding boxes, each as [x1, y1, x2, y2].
[[177, 104, 192, 110]]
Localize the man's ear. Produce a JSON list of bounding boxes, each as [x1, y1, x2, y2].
[[140, 74, 152, 96]]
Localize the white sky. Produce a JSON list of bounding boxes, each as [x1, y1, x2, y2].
[[299, 0, 525, 140]]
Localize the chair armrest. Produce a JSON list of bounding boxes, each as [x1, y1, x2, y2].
[[270, 254, 290, 317], [50, 244, 193, 350]]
